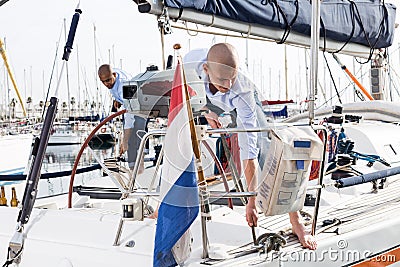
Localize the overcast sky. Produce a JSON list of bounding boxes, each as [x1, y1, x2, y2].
[[1, 0, 400, 110]]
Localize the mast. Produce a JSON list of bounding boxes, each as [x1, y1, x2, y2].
[[93, 24, 100, 117], [160, 26, 166, 70], [269, 67, 272, 99], [309, 0, 321, 238], [23, 68, 28, 118], [308, 0, 320, 124], [77, 45, 81, 116], [304, 48, 309, 103], [284, 45, 288, 100], [29, 66, 32, 117], [24, 68, 27, 106], [278, 70, 281, 99], [1, 52, 7, 119], [0, 38, 27, 117], [29, 66, 32, 102], [42, 70, 45, 101], [112, 44, 115, 66]]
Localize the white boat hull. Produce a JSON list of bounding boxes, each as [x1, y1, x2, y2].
[[2, 106, 400, 266], [0, 134, 32, 175]]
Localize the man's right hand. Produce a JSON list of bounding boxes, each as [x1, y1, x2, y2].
[[246, 201, 258, 227], [113, 100, 122, 109]]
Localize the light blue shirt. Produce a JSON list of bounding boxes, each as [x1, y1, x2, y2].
[[183, 49, 259, 160], [109, 69, 131, 104], [109, 69, 135, 129]]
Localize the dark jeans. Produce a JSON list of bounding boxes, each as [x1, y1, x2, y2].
[[127, 116, 147, 168]]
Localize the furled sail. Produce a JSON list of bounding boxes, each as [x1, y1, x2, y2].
[[134, 0, 396, 58]]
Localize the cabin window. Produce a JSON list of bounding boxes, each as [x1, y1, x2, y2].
[[383, 143, 400, 164]]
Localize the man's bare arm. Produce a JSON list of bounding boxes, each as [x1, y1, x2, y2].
[[243, 158, 258, 227]]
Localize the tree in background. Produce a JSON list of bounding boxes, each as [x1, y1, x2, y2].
[[70, 96, 76, 113], [9, 98, 16, 119], [26, 96, 32, 117]]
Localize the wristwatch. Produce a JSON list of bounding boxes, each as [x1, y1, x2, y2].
[[201, 109, 211, 116]]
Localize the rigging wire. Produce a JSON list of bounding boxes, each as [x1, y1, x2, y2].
[[387, 51, 393, 101], [317, 73, 367, 109], [316, 57, 369, 108], [323, 52, 342, 104], [41, 24, 64, 120], [387, 64, 400, 97]]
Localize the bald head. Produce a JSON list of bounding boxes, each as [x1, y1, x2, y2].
[[207, 43, 239, 70], [204, 43, 239, 93]]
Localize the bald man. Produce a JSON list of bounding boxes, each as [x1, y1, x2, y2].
[[98, 64, 147, 171], [183, 43, 317, 250]]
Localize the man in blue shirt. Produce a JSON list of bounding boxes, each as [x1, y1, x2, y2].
[[184, 43, 316, 250], [98, 64, 147, 171]]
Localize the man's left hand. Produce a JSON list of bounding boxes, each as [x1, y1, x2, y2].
[[113, 100, 122, 109], [119, 139, 128, 155], [203, 110, 221, 128]]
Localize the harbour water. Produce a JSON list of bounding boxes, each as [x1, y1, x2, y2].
[[2, 144, 116, 201], [39, 144, 116, 198]]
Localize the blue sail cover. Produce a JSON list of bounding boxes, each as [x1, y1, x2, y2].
[[164, 0, 396, 49]]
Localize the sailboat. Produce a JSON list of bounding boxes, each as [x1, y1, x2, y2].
[[1, 1, 400, 266], [0, 134, 32, 176], [0, 38, 34, 176]]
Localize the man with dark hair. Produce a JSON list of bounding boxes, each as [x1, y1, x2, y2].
[[98, 64, 146, 171]]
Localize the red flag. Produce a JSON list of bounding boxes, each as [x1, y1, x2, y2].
[[168, 59, 196, 126]]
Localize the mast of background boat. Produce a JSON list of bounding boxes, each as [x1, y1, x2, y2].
[[2, 37, 11, 123], [0, 38, 27, 117], [93, 24, 101, 117], [76, 45, 81, 116], [284, 45, 289, 100], [304, 48, 309, 105], [3, 6, 82, 266]]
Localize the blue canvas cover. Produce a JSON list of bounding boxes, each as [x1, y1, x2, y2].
[[164, 0, 396, 49]]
